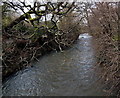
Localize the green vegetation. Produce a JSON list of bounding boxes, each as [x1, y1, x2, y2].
[[2, 1, 80, 80], [2, 1, 120, 97]]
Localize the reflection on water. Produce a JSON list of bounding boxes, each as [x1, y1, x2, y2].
[[78, 33, 92, 39], [2, 33, 105, 96]]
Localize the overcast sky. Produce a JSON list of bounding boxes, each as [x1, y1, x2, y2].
[[6, 0, 120, 4], [3, 0, 120, 21], [7, 0, 119, 13]]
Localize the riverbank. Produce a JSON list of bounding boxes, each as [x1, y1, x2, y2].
[[92, 34, 119, 96], [2, 30, 79, 81]]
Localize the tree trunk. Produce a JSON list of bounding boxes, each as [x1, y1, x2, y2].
[[3, 15, 26, 33]]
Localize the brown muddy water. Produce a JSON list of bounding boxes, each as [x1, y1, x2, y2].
[[2, 33, 106, 96]]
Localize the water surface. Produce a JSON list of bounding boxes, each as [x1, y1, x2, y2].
[[2, 33, 105, 96]]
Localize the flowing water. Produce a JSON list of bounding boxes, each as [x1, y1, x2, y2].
[[2, 33, 106, 96]]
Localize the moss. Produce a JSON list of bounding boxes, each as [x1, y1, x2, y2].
[[112, 35, 118, 41]]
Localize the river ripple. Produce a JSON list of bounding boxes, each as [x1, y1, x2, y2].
[[2, 33, 106, 96]]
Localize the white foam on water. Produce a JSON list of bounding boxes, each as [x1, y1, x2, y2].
[[78, 33, 92, 39]]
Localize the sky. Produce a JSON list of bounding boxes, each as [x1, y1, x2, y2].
[[3, 0, 120, 21], [6, 0, 120, 4], [6, 0, 119, 13]]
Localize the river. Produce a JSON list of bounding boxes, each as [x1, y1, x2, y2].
[[2, 33, 106, 96]]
